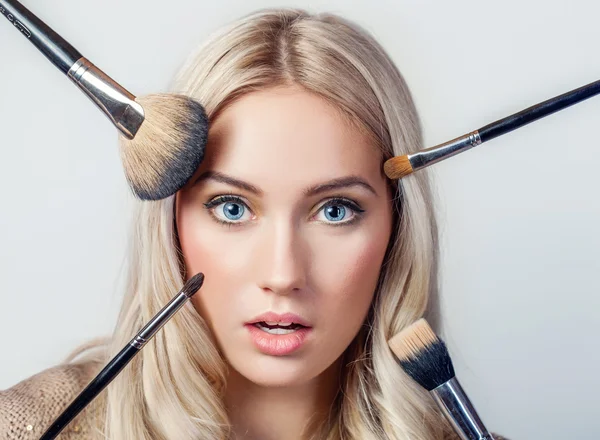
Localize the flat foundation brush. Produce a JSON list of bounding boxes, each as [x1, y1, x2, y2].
[[388, 319, 497, 440], [1, 0, 208, 200], [39, 273, 205, 440], [384, 77, 600, 180]]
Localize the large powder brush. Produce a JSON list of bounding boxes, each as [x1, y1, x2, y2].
[[0, 0, 208, 200]]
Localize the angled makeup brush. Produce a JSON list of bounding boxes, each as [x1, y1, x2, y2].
[[0, 0, 208, 200], [388, 319, 496, 440], [384, 78, 600, 180], [39, 273, 205, 440]]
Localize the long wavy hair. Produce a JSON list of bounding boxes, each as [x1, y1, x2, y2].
[[79, 8, 449, 439]]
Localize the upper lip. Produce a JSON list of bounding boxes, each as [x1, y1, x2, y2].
[[246, 312, 312, 327]]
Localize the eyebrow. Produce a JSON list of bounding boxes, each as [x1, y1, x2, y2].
[[303, 176, 378, 197], [193, 171, 263, 195], [193, 171, 378, 197]]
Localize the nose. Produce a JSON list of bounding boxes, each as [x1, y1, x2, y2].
[[255, 219, 307, 295]]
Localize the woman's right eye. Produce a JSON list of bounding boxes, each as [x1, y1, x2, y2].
[[203, 196, 253, 225]]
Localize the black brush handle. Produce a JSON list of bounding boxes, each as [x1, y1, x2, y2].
[[478, 78, 600, 142], [0, 0, 82, 74], [37, 276, 202, 439], [39, 344, 138, 440]]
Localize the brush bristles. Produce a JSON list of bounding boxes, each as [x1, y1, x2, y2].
[[119, 94, 208, 200], [383, 155, 413, 180], [182, 273, 205, 298], [388, 318, 455, 391]]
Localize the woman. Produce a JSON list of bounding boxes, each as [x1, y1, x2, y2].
[[0, 8, 505, 440]]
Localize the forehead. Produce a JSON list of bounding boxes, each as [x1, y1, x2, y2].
[[200, 86, 384, 189]]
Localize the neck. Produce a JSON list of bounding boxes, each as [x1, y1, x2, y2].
[[225, 358, 342, 440]]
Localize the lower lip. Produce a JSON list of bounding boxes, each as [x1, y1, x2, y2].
[[245, 324, 312, 356]]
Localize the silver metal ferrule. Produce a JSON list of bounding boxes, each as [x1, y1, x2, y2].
[[67, 57, 145, 139], [409, 131, 482, 171], [128, 291, 189, 350], [431, 377, 494, 440]]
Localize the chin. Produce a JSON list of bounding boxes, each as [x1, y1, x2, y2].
[[232, 354, 321, 388]]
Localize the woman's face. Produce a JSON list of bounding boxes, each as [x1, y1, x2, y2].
[[176, 85, 393, 387]]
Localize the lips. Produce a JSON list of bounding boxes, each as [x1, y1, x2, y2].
[[244, 311, 313, 356], [246, 311, 312, 328]]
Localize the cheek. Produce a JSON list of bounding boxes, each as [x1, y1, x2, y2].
[[178, 214, 249, 277], [176, 201, 251, 333], [305, 220, 391, 368], [311, 220, 391, 324]]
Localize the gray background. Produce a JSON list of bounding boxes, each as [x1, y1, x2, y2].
[[1, 0, 599, 438]]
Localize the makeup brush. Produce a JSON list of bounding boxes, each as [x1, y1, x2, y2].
[[39, 272, 205, 440], [388, 319, 495, 440], [384, 77, 600, 180], [0, 0, 208, 200]]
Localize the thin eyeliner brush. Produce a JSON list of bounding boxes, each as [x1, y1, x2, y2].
[[39, 273, 205, 440], [383, 78, 600, 180]]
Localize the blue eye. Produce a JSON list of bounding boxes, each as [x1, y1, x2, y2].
[[315, 198, 364, 225], [324, 204, 346, 222], [204, 196, 252, 224], [222, 202, 245, 220]]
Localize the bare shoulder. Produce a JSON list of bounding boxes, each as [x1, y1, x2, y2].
[[0, 361, 104, 439]]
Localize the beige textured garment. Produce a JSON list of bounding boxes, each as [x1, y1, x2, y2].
[[0, 361, 508, 439], [0, 361, 104, 440]]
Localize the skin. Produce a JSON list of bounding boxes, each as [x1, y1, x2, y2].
[[175, 84, 393, 440]]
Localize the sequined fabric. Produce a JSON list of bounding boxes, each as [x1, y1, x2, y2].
[[0, 362, 104, 439]]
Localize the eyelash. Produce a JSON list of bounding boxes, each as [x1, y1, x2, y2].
[[203, 195, 249, 227], [202, 195, 365, 227]]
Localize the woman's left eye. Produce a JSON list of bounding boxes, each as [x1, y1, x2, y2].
[[314, 198, 364, 225]]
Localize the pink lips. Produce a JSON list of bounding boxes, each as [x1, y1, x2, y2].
[[246, 311, 311, 327], [245, 312, 312, 356]]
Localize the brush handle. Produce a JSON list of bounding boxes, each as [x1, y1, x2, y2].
[[0, 0, 82, 74], [39, 287, 196, 439], [38, 344, 138, 440], [478, 78, 600, 141], [406, 78, 600, 173], [432, 377, 494, 440], [0, 0, 145, 138]]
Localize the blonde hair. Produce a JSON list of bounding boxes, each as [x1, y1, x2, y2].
[[91, 8, 448, 439]]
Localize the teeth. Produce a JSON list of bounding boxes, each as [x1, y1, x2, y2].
[[264, 321, 294, 327], [256, 323, 297, 335]]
